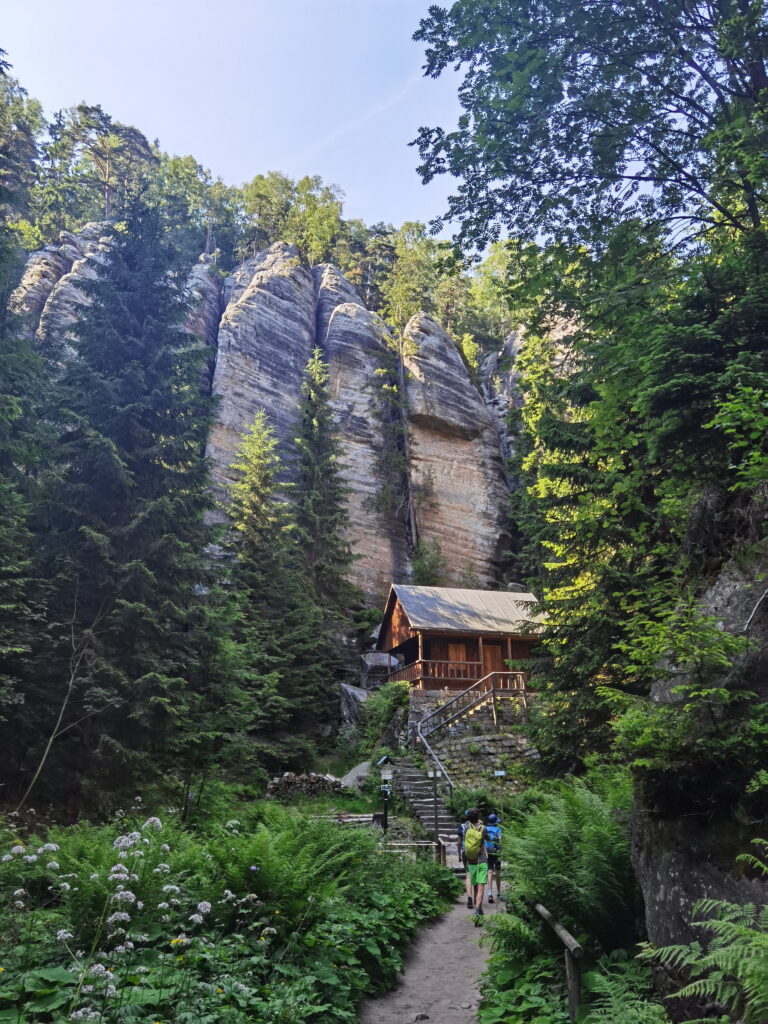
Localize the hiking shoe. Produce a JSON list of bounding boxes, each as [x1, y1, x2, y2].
[[473, 907, 484, 916], [488, 895, 494, 903], [467, 896, 474, 909]]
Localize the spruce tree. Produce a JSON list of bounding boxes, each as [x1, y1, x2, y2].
[[9, 200, 216, 805], [227, 410, 336, 766], [293, 348, 358, 613]]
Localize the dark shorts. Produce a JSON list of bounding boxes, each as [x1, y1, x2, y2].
[[487, 855, 501, 871]]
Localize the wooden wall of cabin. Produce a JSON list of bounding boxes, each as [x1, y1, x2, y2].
[[380, 597, 414, 650], [423, 635, 480, 663]]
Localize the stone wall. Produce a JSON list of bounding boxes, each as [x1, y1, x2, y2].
[[432, 732, 537, 791]]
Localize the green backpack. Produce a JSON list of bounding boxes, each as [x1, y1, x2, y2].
[[464, 823, 484, 863]]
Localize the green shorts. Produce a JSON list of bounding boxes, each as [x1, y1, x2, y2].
[[467, 861, 488, 886]]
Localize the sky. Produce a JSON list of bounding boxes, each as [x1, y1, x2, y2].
[[3, 0, 464, 231]]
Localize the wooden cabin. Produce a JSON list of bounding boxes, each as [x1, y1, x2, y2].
[[376, 585, 543, 691]]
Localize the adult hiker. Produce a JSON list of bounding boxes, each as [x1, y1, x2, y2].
[[457, 809, 474, 908], [463, 807, 489, 917], [485, 813, 502, 903]]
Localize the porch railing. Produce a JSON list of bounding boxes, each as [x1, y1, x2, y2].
[[388, 659, 493, 686]]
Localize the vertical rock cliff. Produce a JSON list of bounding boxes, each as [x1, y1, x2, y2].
[[12, 230, 519, 603], [403, 313, 511, 585]]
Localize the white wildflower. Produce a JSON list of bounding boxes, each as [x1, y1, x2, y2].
[[197, 901, 212, 915], [152, 863, 170, 874], [160, 843, 170, 852], [59, 882, 71, 892], [157, 901, 169, 910], [106, 912, 131, 925], [136, 901, 144, 909], [118, 851, 127, 859], [114, 941, 134, 953], [110, 862, 129, 873], [12, 888, 25, 897], [23, 854, 38, 863], [105, 984, 117, 997], [89, 873, 99, 881], [13, 900, 24, 908], [162, 884, 180, 893], [56, 929, 74, 941], [47, 861, 60, 871], [70, 1009, 102, 1021], [10, 845, 24, 855], [112, 890, 136, 903], [39, 843, 59, 853], [135, 966, 149, 974], [88, 964, 109, 977], [188, 913, 203, 924], [136, 932, 149, 942], [130, 850, 144, 858], [1, 854, 12, 862], [142, 816, 162, 831], [169, 898, 180, 906], [81, 985, 94, 993], [161, 914, 170, 922]]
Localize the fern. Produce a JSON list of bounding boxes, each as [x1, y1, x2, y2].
[[486, 770, 640, 959], [641, 840, 768, 1024], [584, 955, 670, 1024]]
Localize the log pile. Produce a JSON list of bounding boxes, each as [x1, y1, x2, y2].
[[267, 772, 344, 799]]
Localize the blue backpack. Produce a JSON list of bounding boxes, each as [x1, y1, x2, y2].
[[485, 824, 502, 854]]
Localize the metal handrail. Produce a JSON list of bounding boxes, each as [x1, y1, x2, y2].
[[415, 716, 455, 793]]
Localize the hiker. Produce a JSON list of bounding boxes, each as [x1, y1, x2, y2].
[[463, 807, 489, 917], [457, 810, 474, 908], [485, 813, 502, 903]]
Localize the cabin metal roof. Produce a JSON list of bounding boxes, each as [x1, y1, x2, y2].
[[387, 585, 544, 636]]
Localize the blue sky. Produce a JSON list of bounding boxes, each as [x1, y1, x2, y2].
[[3, 0, 463, 230]]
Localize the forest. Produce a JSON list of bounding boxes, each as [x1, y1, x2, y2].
[[1, 0, 767, 1022]]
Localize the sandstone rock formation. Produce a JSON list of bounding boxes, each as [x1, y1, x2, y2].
[[206, 243, 317, 498], [314, 264, 410, 597], [11, 224, 110, 356], [403, 313, 511, 585], [480, 332, 523, 470], [633, 548, 768, 947], [13, 231, 516, 602]]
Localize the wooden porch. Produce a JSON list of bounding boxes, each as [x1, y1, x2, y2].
[[388, 660, 528, 691]]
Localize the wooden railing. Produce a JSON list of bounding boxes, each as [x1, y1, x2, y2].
[[388, 659, 483, 684], [419, 671, 529, 740], [388, 659, 498, 687]]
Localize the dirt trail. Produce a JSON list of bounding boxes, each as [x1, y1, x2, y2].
[[358, 896, 499, 1024]]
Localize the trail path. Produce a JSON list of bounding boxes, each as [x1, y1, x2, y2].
[[358, 896, 499, 1024]]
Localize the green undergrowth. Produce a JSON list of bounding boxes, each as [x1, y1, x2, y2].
[[0, 798, 460, 1023], [481, 769, 767, 1024]]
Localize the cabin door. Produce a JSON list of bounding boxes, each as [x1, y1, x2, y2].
[[482, 643, 504, 675]]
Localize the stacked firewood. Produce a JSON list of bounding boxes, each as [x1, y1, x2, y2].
[[267, 772, 344, 798]]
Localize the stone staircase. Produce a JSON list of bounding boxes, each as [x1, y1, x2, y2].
[[392, 756, 458, 840]]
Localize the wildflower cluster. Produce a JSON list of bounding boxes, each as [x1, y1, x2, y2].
[[0, 800, 457, 1023]]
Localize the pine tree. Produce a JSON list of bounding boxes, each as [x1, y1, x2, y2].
[[7, 200, 216, 805], [293, 348, 358, 612]]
